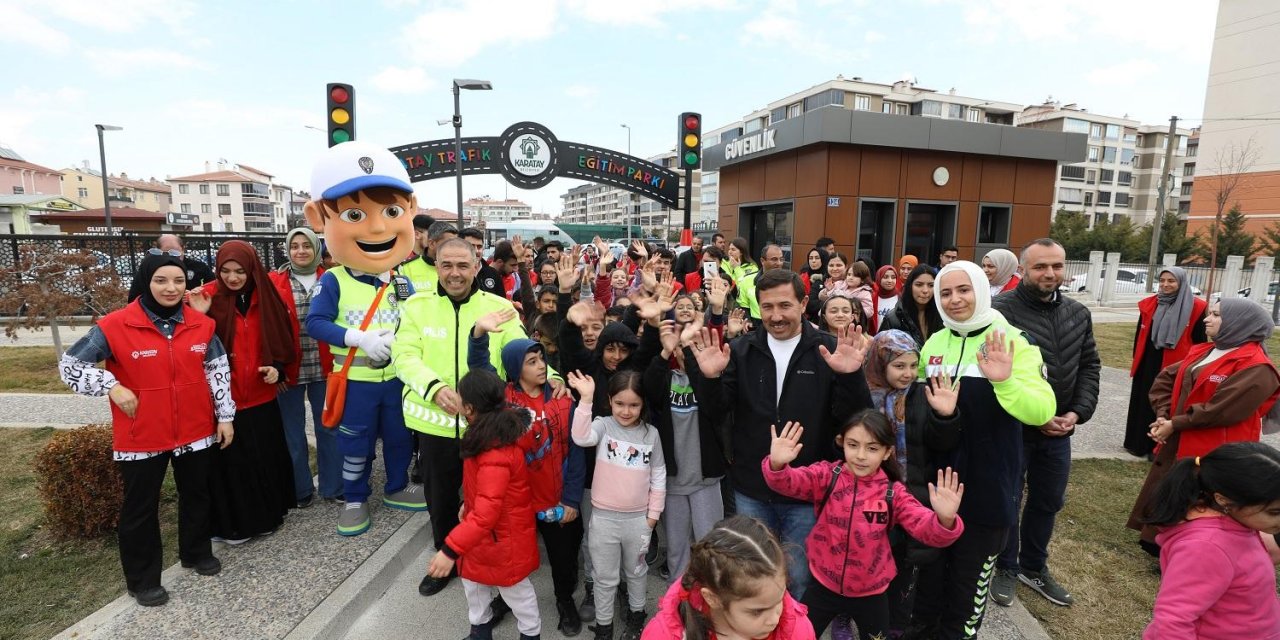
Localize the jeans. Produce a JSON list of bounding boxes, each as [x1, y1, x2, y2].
[[998, 435, 1071, 574], [733, 491, 816, 599], [278, 380, 341, 500]]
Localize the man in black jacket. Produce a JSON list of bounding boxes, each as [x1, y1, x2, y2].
[[990, 238, 1100, 609], [691, 269, 872, 598], [671, 235, 704, 285]]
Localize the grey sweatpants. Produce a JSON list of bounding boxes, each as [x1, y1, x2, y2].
[[663, 482, 724, 582], [588, 509, 651, 624]]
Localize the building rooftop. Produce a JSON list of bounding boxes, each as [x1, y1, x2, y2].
[[0, 194, 79, 206], [32, 206, 166, 220], [0, 156, 61, 175], [167, 170, 258, 183]]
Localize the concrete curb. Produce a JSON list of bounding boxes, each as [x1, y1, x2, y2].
[[1003, 599, 1054, 640], [283, 511, 430, 640], [52, 555, 193, 639]]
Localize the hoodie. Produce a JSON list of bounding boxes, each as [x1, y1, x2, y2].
[[1145, 515, 1280, 639]]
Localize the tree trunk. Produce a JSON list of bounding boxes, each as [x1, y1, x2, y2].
[[48, 318, 63, 356]]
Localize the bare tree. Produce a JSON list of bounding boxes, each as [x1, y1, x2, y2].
[[0, 244, 128, 354], [1204, 136, 1262, 297]]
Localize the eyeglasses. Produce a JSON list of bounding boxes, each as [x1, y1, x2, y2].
[[147, 248, 182, 257]]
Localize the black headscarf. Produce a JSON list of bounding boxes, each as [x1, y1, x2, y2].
[[129, 253, 186, 319]]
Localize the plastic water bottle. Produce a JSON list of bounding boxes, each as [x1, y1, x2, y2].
[[536, 506, 564, 522]]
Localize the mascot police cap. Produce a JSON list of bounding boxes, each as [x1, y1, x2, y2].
[[310, 141, 413, 202]]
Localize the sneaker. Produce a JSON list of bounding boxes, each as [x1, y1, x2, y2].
[[296, 493, 314, 509], [578, 583, 596, 621], [620, 609, 646, 640], [128, 586, 169, 607], [323, 495, 345, 505], [383, 484, 428, 511], [991, 569, 1018, 606], [463, 619, 494, 640], [180, 556, 222, 576], [557, 597, 582, 636], [590, 622, 613, 640], [337, 501, 371, 536], [830, 614, 855, 640], [211, 536, 250, 545], [419, 570, 455, 596], [1019, 568, 1073, 606]]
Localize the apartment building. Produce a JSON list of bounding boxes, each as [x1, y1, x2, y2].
[[60, 163, 172, 213], [463, 197, 531, 223], [0, 145, 61, 197], [168, 162, 285, 232], [1179, 130, 1198, 216], [559, 150, 700, 231]]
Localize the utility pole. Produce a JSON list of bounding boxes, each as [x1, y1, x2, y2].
[[1146, 115, 1178, 291]]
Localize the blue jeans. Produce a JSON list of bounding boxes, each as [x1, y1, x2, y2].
[[734, 491, 815, 599], [336, 379, 413, 504], [998, 435, 1071, 574], [278, 380, 341, 500]]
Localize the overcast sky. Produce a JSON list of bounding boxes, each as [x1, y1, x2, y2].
[[1, 0, 1217, 214]]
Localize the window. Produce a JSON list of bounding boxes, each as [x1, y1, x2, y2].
[[882, 102, 892, 114], [1064, 118, 1090, 134], [947, 103, 964, 119], [1115, 193, 1130, 207], [854, 94, 870, 111], [1118, 171, 1132, 185], [201, 204, 211, 214], [1097, 190, 1112, 205], [1100, 169, 1114, 183], [77, 175, 83, 182], [1123, 133, 1137, 144], [1061, 165, 1086, 181], [967, 108, 982, 122], [178, 184, 189, 194], [1058, 187, 1084, 204], [1187, 143, 1198, 158], [977, 205, 1011, 245], [803, 89, 844, 111], [216, 184, 230, 197], [744, 117, 764, 133], [1178, 201, 1191, 214], [1088, 146, 1100, 162], [12, 186, 23, 194], [918, 100, 943, 117], [787, 103, 802, 118], [769, 107, 786, 124], [1183, 164, 1194, 177], [1135, 134, 1144, 147], [1120, 149, 1134, 166], [199, 184, 209, 195], [1084, 192, 1094, 206], [1086, 169, 1096, 184], [1102, 147, 1117, 163], [180, 203, 191, 213], [1181, 183, 1194, 196], [1090, 123, 1104, 139], [218, 204, 231, 215], [895, 103, 909, 115], [77, 187, 88, 197], [1105, 124, 1121, 140]]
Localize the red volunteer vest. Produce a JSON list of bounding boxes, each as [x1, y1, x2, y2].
[[1131, 295, 1208, 377], [1169, 341, 1279, 458], [98, 300, 216, 452]]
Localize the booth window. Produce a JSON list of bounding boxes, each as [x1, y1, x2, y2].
[[977, 205, 1011, 245]]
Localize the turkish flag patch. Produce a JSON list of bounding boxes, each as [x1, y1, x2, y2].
[[928, 355, 944, 365]]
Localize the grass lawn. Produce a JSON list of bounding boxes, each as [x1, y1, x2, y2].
[[0, 427, 178, 640], [1091, 322, 1280, 370], [0, 347, 69, 393]]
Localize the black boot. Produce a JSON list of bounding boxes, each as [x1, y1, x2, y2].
[[463, 619, 494, 640], [591, 622, 614, 640], [519, 635, 541, 640], [620, 609, 646, 640], [578, 582, 596, 620], [557, 597, 582, 636], [490, 595, 511, 626]]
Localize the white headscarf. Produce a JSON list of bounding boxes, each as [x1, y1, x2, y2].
[[935, 261, 1004, 336], [983, 248, 1019, 296]]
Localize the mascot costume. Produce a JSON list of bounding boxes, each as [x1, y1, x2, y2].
[[303, 141, 427, 536]]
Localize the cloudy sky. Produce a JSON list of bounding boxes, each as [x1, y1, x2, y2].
[[1, 0, 1217, 214]]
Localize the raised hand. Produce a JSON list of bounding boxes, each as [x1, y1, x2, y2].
[[690, 326, 731, 378], [928, 467, 965, 528], [923, 372, 960, 417], [977, 331, 1014, 383], [630, 239, 648, 261], [566, 370, 595, 398], [658, 319, 681, 356], [187, 289, 212, 314], [706, 275, 728, 312], [473, 308, 518, 337], [656, 273, 677, 312], [632, 292, 663, 321], [594, 237, 614, 266], [566, 300, 604, 327], [818, 324, 869, 374], [769, 422, 805, 470], [678, 312, 705, 346], [726, 307, 747, 337], [639, 260, 658, 292], [510, 234, 525, 262], [556, 253, 579, 293]]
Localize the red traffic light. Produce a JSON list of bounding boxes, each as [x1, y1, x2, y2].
[[330, 86, 350, 104], [684, 114, 700, 130]]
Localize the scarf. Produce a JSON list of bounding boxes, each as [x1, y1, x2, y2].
[[935, 261, 1003, 336], [1151, 266, 1196, 349], [284, 227, 322, 276], [208, 240, 296, 368], [802, 248, 830, 278], [131, 253, 186, 319], [865, 329, 920, 467], [1213, 297, 1274, 350], [897, 255, 919, 288], [983, 248, 1018, 293], [874, 265, 900, 298]]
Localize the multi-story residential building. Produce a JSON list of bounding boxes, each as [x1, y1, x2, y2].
[[1017, 102, 1189, 227], [559, 150, 701, 232], [168, 162, 281, 232], [60, 163, 172, 213], [1131, 123, 1191, 225], [1187, 0, 1280, 237], [700, 76, 1023, 230], [1179, 129, 1199, 217], [463, 197, 531, 224], [0, 145, 61, 197]]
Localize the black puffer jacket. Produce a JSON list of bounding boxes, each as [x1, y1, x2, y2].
[[992, 282, 1101, 440], [878, 302, 943, 346]]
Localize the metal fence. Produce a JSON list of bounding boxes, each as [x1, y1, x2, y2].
[[1063, 259, 1280, 305]]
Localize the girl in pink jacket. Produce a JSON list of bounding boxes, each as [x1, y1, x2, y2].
[[642, 515, 815, 640], [1141, 441, 1280, 639], [763, 409, 965, 639]]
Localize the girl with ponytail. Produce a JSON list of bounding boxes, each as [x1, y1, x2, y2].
[[642, 515, 815, 639], [1140, 441, 1280, 638]]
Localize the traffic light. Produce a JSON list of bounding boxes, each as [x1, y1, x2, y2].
[[326, 83, 355, 147], [678, 112, 701, 170]]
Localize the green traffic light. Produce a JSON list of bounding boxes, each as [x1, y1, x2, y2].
[[331, 129, 351, 144], [684, 151, 698, 166]]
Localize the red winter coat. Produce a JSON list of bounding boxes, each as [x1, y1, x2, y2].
[[1132, 295, 1209, 377], [99, 300, 216, 452], [642, 579, 815, 640], [1170, 341, 1280, 458], [225, 293, 275, 410], [505, 385, 575, 512], [444, 444, 538, 587], [268, 269, 334, 385]]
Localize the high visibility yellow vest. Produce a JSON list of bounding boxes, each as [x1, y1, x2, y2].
[[328, 267, 401, 383]]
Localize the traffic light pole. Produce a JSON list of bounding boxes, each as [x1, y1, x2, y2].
[[683, 167, 692, 233]]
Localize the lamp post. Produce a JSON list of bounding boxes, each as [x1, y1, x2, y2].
[[621, 123, 631, 242], [452, 79, 492, 230], [95, 124, 123, 236]]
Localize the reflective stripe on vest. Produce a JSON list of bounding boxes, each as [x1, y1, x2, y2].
[[329, 267, 400, 382]]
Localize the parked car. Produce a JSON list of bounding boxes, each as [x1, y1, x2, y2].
[[1063, 267, 1202, 295], [1212, 281, 1278, 304]]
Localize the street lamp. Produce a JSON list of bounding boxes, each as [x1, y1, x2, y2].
[[452, 78, 492, 230], [95, 124, 123, 236], [621, 124, 631, 242]]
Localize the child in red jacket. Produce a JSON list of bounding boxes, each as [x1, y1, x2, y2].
[[764, 410, 965, 639], [426, 370, 541, 640]]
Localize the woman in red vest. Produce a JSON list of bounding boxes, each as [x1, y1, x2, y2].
[[1123, 267, 1208, 458], [195, 241, 298, 543], [1126, 298, 1280, 555], [59, 252, 237, 607]]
